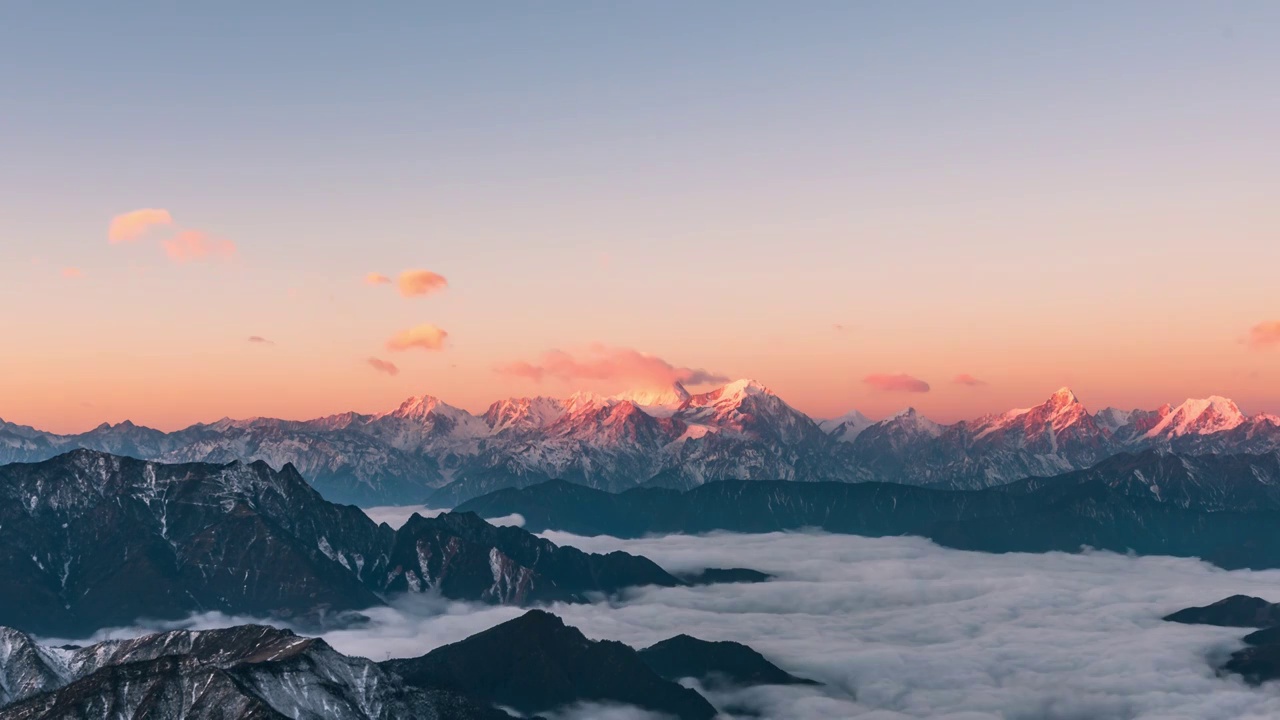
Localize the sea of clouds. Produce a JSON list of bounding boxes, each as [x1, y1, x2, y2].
[[55, 525, 1280, 719]]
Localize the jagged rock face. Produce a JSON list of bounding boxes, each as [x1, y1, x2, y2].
[[0, 625, 514, 720], [383, 610, 718, 720], [381, 512, 681, 604], [0, 451, 686, 637], [4, 383, 1280, 506], [457, 451, 1280, 570], [0, 451, 388, 636]]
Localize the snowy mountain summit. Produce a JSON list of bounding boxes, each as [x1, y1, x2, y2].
[[2, 382, 1278, 505]]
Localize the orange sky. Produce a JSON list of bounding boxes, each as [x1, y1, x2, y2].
[[2, 3, 1278, 433]]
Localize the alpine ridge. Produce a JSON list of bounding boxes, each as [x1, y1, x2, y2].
[[4, 383, 1279, 505]]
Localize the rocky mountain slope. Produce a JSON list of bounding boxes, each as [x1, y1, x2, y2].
[[0, 451, 683, 637], [0, 625, 516, 720], [4, 382, 1279, 505]]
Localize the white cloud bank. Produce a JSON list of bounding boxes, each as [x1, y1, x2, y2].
[[47, 531, 1280, 719], [360, 506, 524, 530]]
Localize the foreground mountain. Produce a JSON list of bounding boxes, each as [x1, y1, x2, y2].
[[457, 451, 1280, 570], [637, 634, 817, 687], [1163, 595, 1280, 628], [5, 383, 1279, 505], [2, 614, 805, 719], [1164, 596, 1280, 686], [383, 610, 719, 720], [0, 452, 683, 637], [0, 625, 515, 720]]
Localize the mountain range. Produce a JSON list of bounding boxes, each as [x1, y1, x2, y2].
[[4, 382, 1279, 505], [456, 450, 1280, 570]]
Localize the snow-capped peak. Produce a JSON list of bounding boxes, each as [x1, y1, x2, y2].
[[820, 409, 874, 442], [483, 397, 565, 431], [563, 391, 612, 415], [611, 381, 691, 408], [884, 408, 944, 437], [1143, 396, 1246, 440], [718, 378, 771, 398], [384, 394, 447, 420], [607, 382, 691, 418]]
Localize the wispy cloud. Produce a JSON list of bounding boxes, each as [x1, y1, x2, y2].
[[398, 270, 449, 298], [1248, 321, 1280, 350], [60, 267, 84, 279], [386, 324, 448, 352], [247, 336, 274, 346], [162, 230, 237, 263], [952, 373, 987, 387], [108, 209, 173, 243], [367, 357, 400, 375], [863, 372, 931, 393], [495, 345, 728, 387], [364, 272, 392, 286]]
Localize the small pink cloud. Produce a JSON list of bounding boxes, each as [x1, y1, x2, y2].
[[61, 267, 84, 279], [864, 373, 931, 393], [386, 324, 448, 352], [495, 345, 728, 387], [1248, 321, 1280, 350], [496, 360, 546, 381], [398, 270, 448, 298], [108, 208, 173, 243], [365, 272, 391, 286], [162, 230, 237, 263], [247, 336, 274, 346], [367, 357, 400, 375], [952, 373, 987, 387]]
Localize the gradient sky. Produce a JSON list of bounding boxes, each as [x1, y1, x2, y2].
[[2, 1, 1279, 433]]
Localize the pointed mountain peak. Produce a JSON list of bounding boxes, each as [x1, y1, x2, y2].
[[879, 408, 944, 438], [1048, 387, 1080, 407], [389, 394, 445, 418]]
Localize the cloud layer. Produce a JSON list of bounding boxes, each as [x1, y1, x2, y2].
[[61, 531, 1280, 719], [398, 270, 449, 298], [496, 345, 728, 388], [386, 324, 449, 352], [952, 373, 987, 387], [1249, 321, 1280, 350], [863, 372, 931, 393], [364, 272, 391, 286]]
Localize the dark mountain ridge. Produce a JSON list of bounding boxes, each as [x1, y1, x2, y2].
[[0, 451, 683, 637], [457, 451, 1280, 570]]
